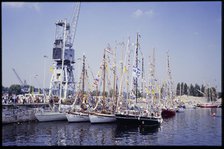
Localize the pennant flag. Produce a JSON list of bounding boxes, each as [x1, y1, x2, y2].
[[105, 64, 109, 72], [132, 67, 141, 78], [152, 89, 155, 95], [145, 87, 149, 94], [123, 66, 128, 73], [49, 66, 54, 72]]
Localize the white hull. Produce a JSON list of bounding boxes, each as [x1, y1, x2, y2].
[[89, 112, 116, 124], [66, 112, 89, 122], [35, 112, 67, 122]]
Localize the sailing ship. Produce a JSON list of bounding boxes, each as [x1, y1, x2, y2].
[[115, 33, 163, 127], [89, 47, 117, 123], [66, 96, 90, 122], [34, 96, 68, 122], [66, 54, 90, 122], [161, 51, 176, 118], [34, 111, 67, 122], [198, 85, 218, 108]]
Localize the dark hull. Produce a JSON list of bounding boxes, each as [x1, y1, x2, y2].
[[161, 109, 176, 118], [115, 114, 161, 127]]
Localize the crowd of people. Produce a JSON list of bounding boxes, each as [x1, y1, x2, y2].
[[2, 93, 45, 104]]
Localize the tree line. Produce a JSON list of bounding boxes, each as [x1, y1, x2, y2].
[[176, 82, 220, 98], [2, 83, 222, 99], [2, 84, 44, 95]]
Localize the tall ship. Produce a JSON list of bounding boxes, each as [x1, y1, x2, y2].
[[89, 46, 117, 123], [66, 54, 90, 122], [160, 51, 176, 118], [115, 33, 163, 127]]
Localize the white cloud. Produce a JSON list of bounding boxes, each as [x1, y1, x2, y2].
[[133, 9, 144, 17], [4, 2, 26, 8], [3, 2, 40, 11], [132, 9, 154, 18]]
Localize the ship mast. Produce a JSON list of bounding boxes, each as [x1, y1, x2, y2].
[[82, 54, 86, 103], [135, 33, 139, 103], [166, 51, 173, 106], [141, 55, 144, 99], [112, 47, 117, 113], [126, 37, 131, 105], [102, 49, 106, 112], [116, 37, 130, 113]]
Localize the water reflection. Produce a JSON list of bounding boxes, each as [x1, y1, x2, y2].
[[114, 124, 161, 145], [66, 122, 91, 145], [2, 108, 221, 146], [2, 121, 118, 146], [88, 123, 116, 145], [115, 124, 160, 136]]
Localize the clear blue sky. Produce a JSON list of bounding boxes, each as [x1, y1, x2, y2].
[[2, 2, 222, 92]]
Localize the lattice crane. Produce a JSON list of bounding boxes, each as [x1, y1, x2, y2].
[[49, 2, 81, 100], [65, 2, 81, 49], [12, 68, 24, 86], [12, 68, 29, 93]]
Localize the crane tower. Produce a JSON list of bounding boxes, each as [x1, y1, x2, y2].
[[12, 68, 29, 93], [49, 3, 80, 101]]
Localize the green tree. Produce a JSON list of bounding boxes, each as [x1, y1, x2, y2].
[[180, 82, 184, 95], [9, 84, 21, 95], [194, 84, 201, 97], [189, 84, 194, 96], [2, 86, 9, 94], [184, 83, 188, 95], [206, 88, 211, 102], [199, 84, 205, 97], [210, 87, 217, 101], [176, 83, 180, 96], [29, 86, 35, 94], [217, 92, 222, 99]]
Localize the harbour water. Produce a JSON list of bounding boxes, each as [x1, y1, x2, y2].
[[2, 108, 222, 146]]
